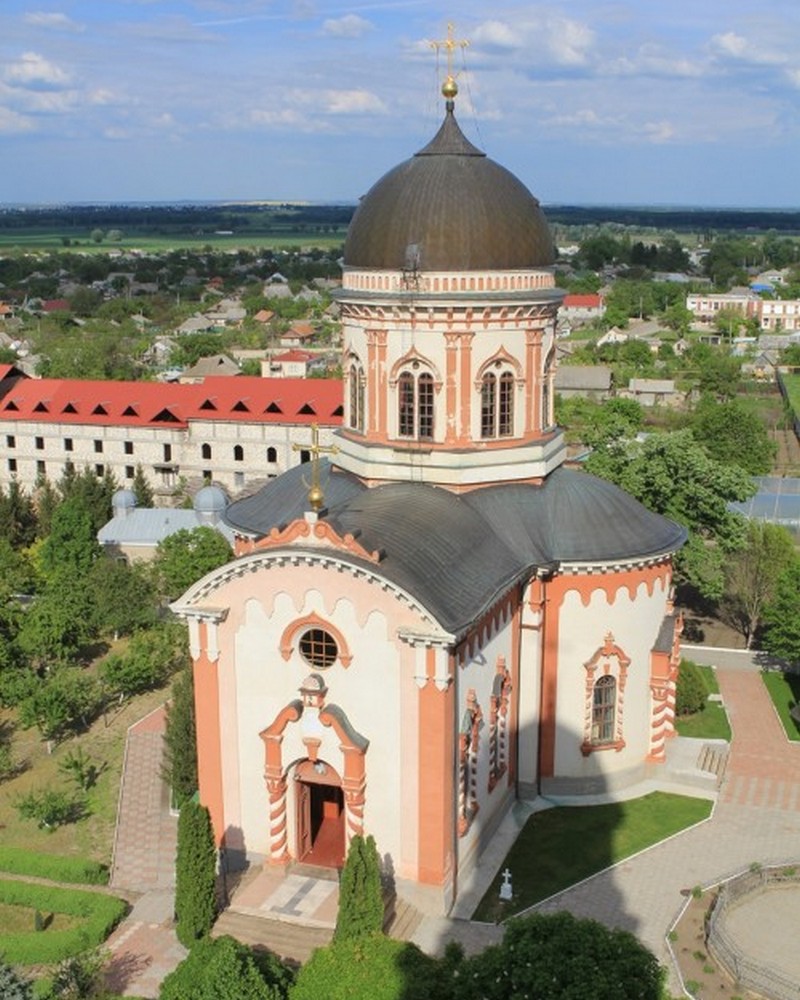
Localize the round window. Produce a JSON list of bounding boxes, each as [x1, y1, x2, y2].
[[299, 628, 338, 669]]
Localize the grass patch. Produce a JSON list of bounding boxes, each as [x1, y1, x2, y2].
[[0, 846, 107, 885], [0, 901, 81, 934], [675, 701, 731, 740], [473, 792, 712, 922], [0, 879, 127, 964], [675, 664, 731, 740], [761, 670, 800, 741]]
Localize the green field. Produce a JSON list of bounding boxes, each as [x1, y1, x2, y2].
[[0, 231, 347, 254]]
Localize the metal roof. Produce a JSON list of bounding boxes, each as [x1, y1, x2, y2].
[[343, 108, 555, 272], [224, 462, 686, 636]]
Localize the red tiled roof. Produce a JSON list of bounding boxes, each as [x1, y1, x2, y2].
[[273, 350, 313, 363], [0, 376, 344, 428], [562, 294, 603, 308], [42, 299, 70, 312]]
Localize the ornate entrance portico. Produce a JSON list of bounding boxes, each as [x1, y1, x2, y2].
[[259, 674, 368, 867]]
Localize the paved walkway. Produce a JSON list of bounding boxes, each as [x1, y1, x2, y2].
[[104, 705, 186, 998]]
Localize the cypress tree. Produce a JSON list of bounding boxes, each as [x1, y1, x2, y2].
[[334, 833, 384, 942], [175, 800, 218, 947]]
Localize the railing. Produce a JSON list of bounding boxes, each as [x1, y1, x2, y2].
[[706, 865, 800, 1000]]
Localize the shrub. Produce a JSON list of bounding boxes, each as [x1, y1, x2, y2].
[[0, 881, 126, 965], [58, 746, 102, 791], [174, 801, 217, 948], [0, 847, 107, 885], [456, 912, 666, 1000], [334, 834, 383, 943], [290, 935, 439, 1000], [676, 659, 708, 716], [13, 787, 86, 830], [0, 959, 33, 999], [161, 935, 293, 1000]]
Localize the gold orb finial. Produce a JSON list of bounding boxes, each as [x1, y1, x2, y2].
[[442, 75, 458, 100]]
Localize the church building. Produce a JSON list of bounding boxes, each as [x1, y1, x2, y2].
[[173, 74, 686, 915]]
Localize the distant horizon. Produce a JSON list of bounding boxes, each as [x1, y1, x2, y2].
[[2, 3, 800, 208], [2, 199, 799, 214]]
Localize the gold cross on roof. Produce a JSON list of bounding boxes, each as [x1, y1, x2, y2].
[[292, 423, 339, 513], [430, 22, 469, 101]]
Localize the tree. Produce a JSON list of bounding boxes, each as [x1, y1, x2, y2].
[[585, 429, 755, 600], [132, 464, 154, 507], [162, 665, 198, 805], [102, 622, 188, 700], [720, 521, 796, 647], [686, 345, 741, 401], [58, 466, 117, 533], [18, 574, 97, 667], [39, 496, 100, 581], [18, 667, 102, 741], [457, 912, 665, 1000], [0, 480, 38, 549], [762, 561, 800, 664], [160, 935, 293, 1000], [175, 800, 217, 947], [89, 557, 156, 639], [691, 396, 776, 475], [154, 526, 232, 600], [334, 834, 384, 943]]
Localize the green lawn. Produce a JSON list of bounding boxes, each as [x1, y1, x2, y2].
[[761, 670, 800, 741], [674, 664, 731, 740], [674, 700, 731, 740], [473, 792, 713, 922]]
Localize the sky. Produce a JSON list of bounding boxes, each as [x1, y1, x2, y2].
[[1, 1, 800, 208]]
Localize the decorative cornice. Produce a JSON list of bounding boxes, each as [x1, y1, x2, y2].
[[252, 517, 382, 563]]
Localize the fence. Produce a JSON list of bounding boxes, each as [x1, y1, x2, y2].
[[706, 865, 800, 1000]]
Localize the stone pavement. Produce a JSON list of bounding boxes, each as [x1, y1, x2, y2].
[[105, 705, 186, 998]]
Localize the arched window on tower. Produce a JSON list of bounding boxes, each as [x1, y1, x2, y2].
[[349, 360, 365, 432], [201, 443, 212, 460], [480, 370, 515, 438], [397, 369, 434, 440]]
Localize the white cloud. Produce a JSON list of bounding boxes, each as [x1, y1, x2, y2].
[[0, 106, 35, 133], [4, 52, 72, 90], [472, 14, 594, 68], [471, 20, 516, 51], [23, 12, 84, 32], [643, 120, 676, 144], [321, 89, 386, 114], [321, 14, 373, 39]]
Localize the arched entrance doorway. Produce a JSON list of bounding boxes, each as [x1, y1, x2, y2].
[[293, 759, 345, 868]]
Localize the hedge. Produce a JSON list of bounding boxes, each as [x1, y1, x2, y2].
[[0, 848, 108, 886], [0, 880, 127, 965]]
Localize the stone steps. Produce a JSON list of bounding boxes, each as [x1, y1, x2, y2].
[[385, 898, 425, 941], [211, 909, 333, 964], [697, 742, 729, 781]]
